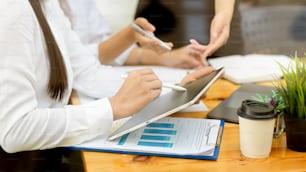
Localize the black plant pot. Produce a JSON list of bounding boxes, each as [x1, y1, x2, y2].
[[284, 116, 306, 152]]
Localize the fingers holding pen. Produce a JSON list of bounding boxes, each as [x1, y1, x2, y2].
[[129, 68, 162, 92], [134, 17, 156, 33], [110, 68, 162, 119], [132, 17, 173, 54]]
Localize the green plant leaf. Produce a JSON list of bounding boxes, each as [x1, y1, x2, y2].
[[276, 54, 306, 119]]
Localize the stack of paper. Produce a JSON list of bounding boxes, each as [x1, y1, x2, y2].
[[208, 54, 294, 84]]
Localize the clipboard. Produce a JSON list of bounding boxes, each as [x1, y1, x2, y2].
[[68, 117, 224, 160]]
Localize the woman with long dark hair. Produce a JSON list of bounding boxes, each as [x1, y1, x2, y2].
[[0, 0, 213, 171]]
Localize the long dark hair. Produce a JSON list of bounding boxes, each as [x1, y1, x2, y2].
[[29, 0, 68, 100]]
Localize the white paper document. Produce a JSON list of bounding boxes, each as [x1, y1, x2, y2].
[[71, 117, 222, 156], [208, 54, 294, 84]]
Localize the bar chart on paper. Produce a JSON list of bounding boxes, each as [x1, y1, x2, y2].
[[118, 122, 177, 149], [108, 117, 221, 155]]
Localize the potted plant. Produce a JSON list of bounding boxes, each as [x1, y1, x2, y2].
[[252, 89, 286, 138], [276, 55, 306, 152], [252, 54, 306, 151]]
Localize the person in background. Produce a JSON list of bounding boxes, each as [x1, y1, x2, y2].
[[0, 0, 213, 171], [59, 0, 204, 68], [136, 0, 236, 64]]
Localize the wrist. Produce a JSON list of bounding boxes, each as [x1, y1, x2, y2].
[[215, 12, 233, 24], [109, 96, 126, 120], [136, 48, 143, 65], [127, 24, 138, 43], [158, 51, 172, 66]]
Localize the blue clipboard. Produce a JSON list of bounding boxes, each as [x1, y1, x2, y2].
[[67, 119, 224, 160]]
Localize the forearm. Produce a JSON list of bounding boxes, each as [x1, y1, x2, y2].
[[125, 46, 203, 69], [124, 47, 163, 66], [215, 0, 235, 23], [98, 25, 136, 64]]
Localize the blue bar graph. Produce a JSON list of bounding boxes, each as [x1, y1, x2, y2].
[[118, 133, 129, 145], [138, 141, 173, 148], [116, 122, 177, 148], [143, 129, 177, 135], [146, 123, 174, 128], [140, 135, 171, 141], [138, 122, 176, 148]]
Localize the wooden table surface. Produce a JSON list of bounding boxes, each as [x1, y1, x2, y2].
[[79, 79, 306, 172]]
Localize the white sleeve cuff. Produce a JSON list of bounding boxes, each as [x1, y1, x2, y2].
[[64, 98, 114, 142], [112, 44, 137, 66]]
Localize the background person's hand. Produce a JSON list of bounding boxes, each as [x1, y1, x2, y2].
[[205, 13, 231, 56], [109, 68, 162, 120], [189, 13, 231, 64], [189, 39, 209, 65], [133, 17, 173, 54]]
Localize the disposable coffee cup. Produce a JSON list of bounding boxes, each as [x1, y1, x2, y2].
[[237, 99, 276, 158]]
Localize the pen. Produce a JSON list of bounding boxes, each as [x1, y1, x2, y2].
[[162, 83, 187, 91], [121, 74, 186, 92], [131, 22, 172, 50]]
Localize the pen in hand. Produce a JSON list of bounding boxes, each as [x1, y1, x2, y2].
[[121, 74, 186, 92], [131, 22, 172, 51], [162, 83, 187, 92]]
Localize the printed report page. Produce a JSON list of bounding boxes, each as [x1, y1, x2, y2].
[[74, 117, 221, 156]]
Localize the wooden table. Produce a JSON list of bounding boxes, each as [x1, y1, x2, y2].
[[78, 79, 306, 172]]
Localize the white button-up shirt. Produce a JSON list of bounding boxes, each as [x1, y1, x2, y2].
[[0, 0, 124, 153], [59, 0, 135, 66]]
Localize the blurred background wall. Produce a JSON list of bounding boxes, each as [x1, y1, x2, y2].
[[94, 0, 306, 56], [94, 0, 306, 32]]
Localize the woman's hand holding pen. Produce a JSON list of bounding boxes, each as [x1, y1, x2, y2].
[[109, 68, 162, 120], [132, 17, 173, 54], [129, 18, 212, 69], [110, 66, 214, 120]]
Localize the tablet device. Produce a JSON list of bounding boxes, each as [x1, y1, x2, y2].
[[108, 68, 225, 140], [207, 84, 274, 123]]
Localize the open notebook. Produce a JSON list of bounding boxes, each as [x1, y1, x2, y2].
[[208, 54, 294, 84]]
